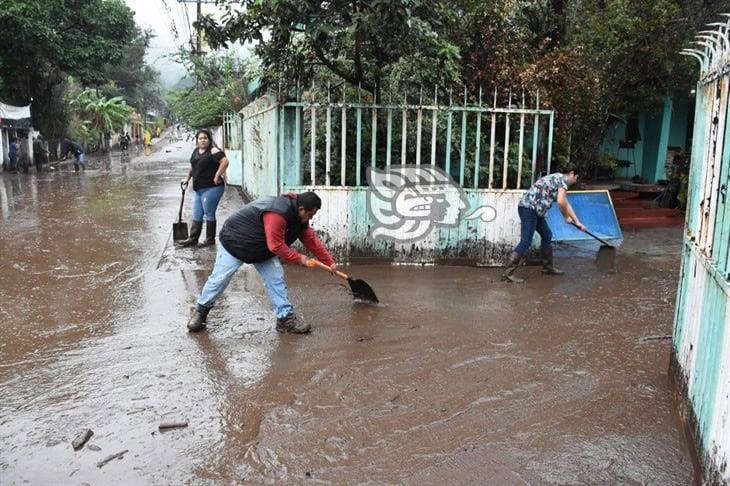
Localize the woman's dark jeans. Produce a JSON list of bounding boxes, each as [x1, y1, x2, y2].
[[514, 206, 552, 256]]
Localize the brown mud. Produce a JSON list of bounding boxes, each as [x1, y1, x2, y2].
[[0, 140, 694, 484]]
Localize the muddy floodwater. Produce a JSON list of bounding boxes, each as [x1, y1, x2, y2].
[[0, 140, 695, 484]]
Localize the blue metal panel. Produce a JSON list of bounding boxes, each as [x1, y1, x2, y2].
[[545, 191, 623, 256]]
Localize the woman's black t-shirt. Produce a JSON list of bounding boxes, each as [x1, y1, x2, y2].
[[190, 148, 226, 191]]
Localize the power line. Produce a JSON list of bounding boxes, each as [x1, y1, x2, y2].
[[176, 0, 216, 55], [158, 0, 180, 40], [174, 0, 191, 43]]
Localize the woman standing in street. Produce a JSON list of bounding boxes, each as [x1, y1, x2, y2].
[[177, 129, 229, 247]]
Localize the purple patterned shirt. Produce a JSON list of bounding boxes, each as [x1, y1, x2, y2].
[[518, 173, 568, 217]]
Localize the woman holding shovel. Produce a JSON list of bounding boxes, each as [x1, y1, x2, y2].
[[177, 129, 229, 247], [502, 165, 586, 283]]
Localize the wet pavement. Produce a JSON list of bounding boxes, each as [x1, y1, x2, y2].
[[0, 140, 695, 484]]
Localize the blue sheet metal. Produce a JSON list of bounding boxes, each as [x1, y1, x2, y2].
[[545, 190, 623, 257]]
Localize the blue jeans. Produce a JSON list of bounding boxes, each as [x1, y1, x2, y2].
[[74, 153, 85, 170], [192, 184, 225, 221], [197, 243, 294, 319], [514, 206, 552, 255]]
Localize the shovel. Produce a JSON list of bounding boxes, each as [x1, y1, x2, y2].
[[173, 182, 189, 241], [571, 222, 616, 271], [307, 259, 379, 303]]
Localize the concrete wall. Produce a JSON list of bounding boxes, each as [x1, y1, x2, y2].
[[285, 186, 524, 265], [226, 150, 242, 187], [599, 94, 691, 183]]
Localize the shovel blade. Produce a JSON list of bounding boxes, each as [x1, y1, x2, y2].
[[596, 245, 616, 271], [347, 278, 379, 303], [173, 222, 189, 242]]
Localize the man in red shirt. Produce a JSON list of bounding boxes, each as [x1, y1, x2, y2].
[[187, 192, 337, 334]]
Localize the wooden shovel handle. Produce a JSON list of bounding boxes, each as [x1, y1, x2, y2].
[[308, 259, 349, 281]]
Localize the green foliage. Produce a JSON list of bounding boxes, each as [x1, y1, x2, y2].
[[165, 52, 255, 129], [0, 0, 138, 139], [200, 0, 463, 98], [199, 0, 730, 173], [68, 89, 133, 150], [99, 29, 164, 116]]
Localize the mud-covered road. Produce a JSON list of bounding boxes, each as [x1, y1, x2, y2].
[[0, 139, 695, 484]]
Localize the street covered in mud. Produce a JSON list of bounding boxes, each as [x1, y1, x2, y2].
[[0, 140, 695, 484]]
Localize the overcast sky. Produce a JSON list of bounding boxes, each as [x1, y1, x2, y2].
[[125, 0, 233, 87]]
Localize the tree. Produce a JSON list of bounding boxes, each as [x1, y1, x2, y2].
[[0, 0, 137, 140], [68, 89, 133, 150], [165, 51, 255, 128], [199, 0, 462, 100], [99, 28, 164, 116]]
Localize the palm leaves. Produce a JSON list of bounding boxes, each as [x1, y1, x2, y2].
[[69, 89, 133, 149]]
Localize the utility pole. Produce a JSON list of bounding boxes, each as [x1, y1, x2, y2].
[[176, 0, 217, 55], [196, 0, 201, 55]]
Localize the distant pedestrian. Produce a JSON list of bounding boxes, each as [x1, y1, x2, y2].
[[33, 136, 49, 173], [120, 132, 130, 150], [177, 129, 229, 247], [62, 139, 86, 172], [8, 138, 20, 172], [502, 165, 587, 283]]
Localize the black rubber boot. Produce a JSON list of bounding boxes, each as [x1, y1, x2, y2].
[[187, 304, 211, 333], [501, 251, 525, 283], [176, 220, 202, 247], [541, 246, 564, 275], [200, 220, 217, 247], [275, 314, 311, 334]]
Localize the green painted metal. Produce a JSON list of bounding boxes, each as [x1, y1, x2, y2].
[[532, 93, 540, 183], [310, 105, 317, 184], [401, 107, 408, 166], [712, 87, 730, 275], [280, 107, 301, 188], [325, 105, 332, 185], [371, 108, 377, 168], [284, 101, 553, 115], [386, 108, 392, 169], [431, 108, 438, 166], [445, 111, 453, 175], [503, 109, 511, 189], [517, 109, 526, 189], [546, 112, 554, 174], [416, 107, 423, 165], [460, 111, 467, 186], [341, 104, 347, 185], [488, 112, 496, 188], [474, 112, 482, 189], [686, 86, 707, 236], [653, 96, 673, 183], [295, 107, 302, 185], [356, 108, 362, 186], [673, 32, 730, 480], [691, 282, 726, 447]]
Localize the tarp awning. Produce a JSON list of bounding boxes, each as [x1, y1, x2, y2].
[[0, 102, 32, 129]]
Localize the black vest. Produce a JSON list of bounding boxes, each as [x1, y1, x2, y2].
[[219, 195, 307, 263]]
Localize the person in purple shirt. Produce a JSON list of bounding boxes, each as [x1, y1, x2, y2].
[[502, 165, 586, 283]]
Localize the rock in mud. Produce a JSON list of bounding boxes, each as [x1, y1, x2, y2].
[[71, 429, 94, 450], [158, 420, 189, 430]]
